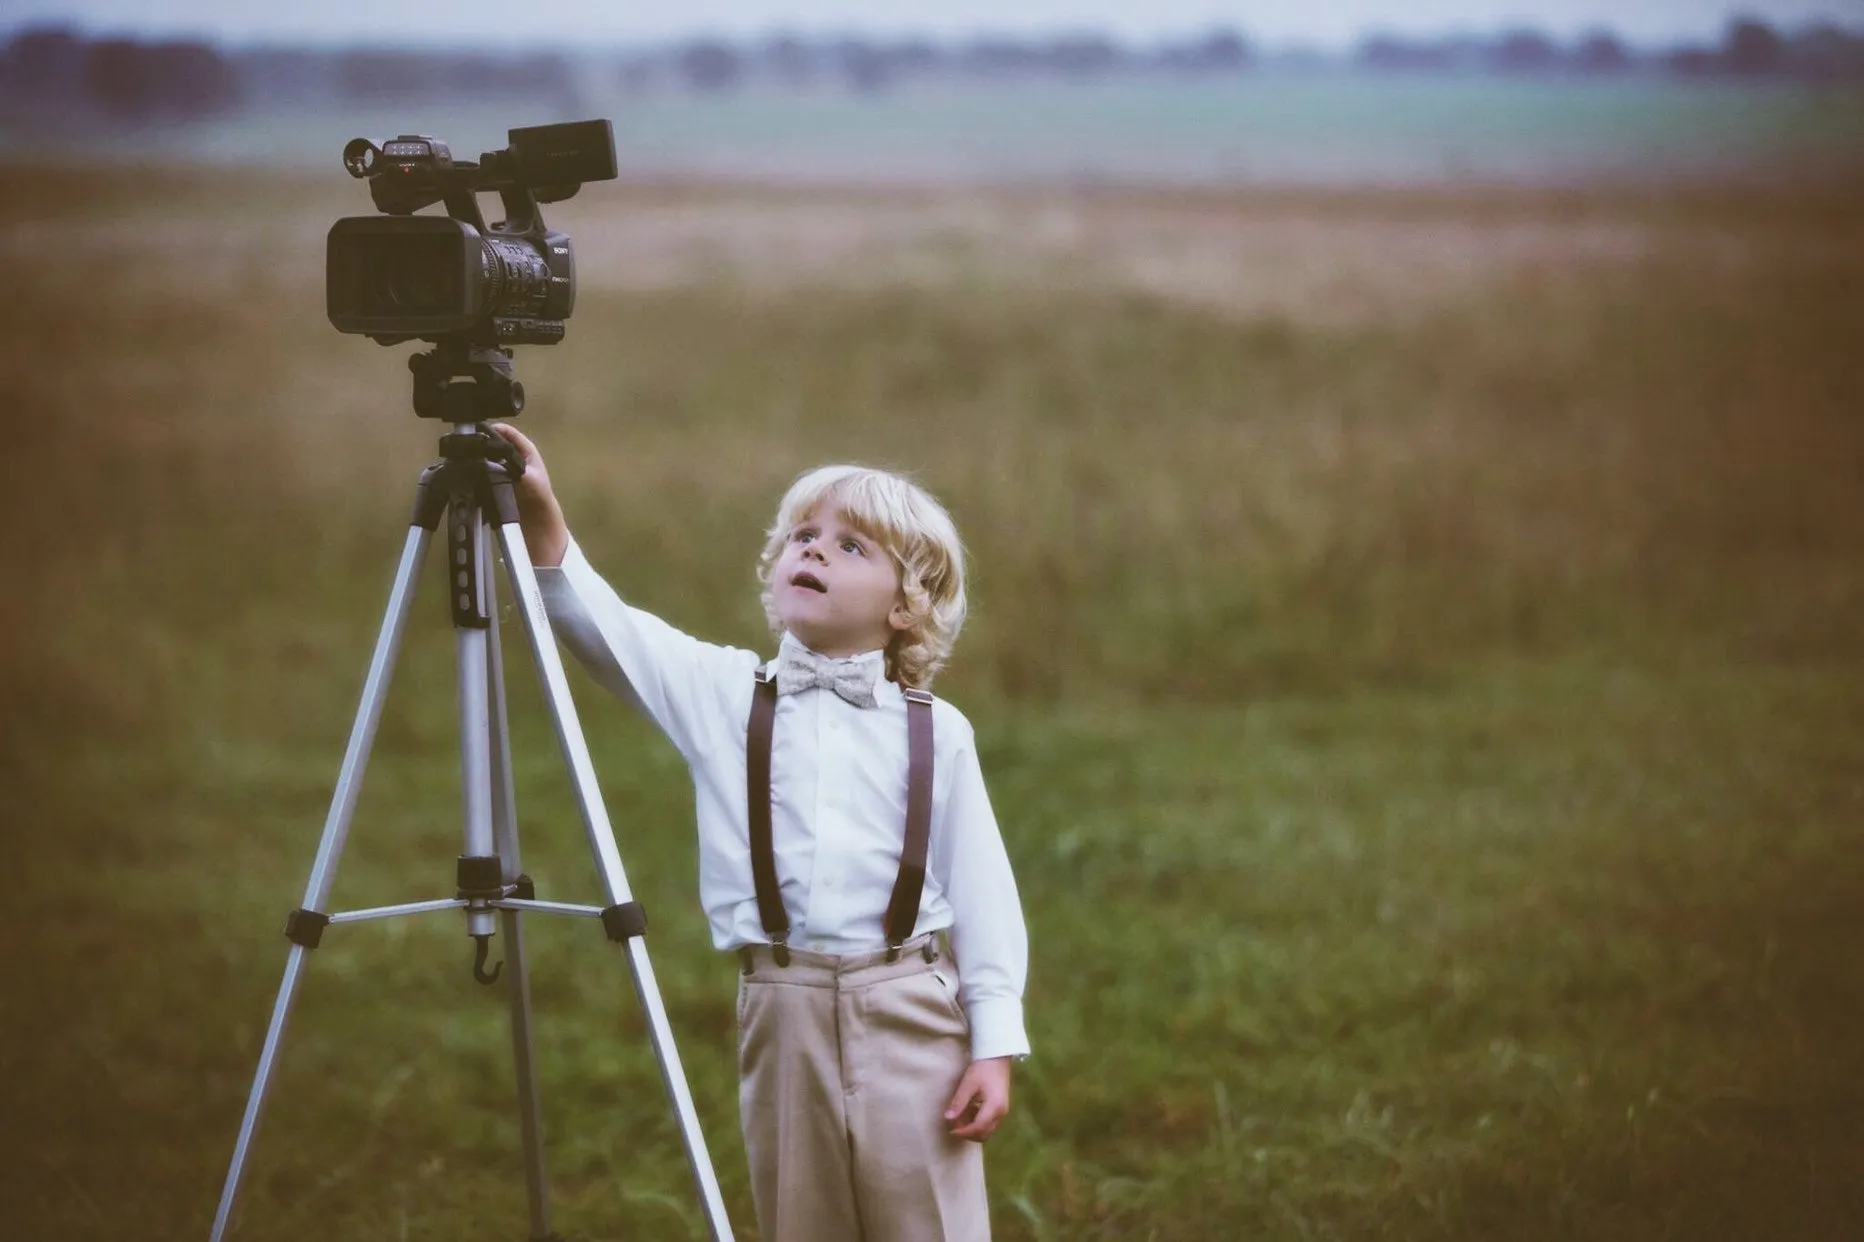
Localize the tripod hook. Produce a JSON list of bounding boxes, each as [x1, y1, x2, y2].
[[472, 934, 504, 985]]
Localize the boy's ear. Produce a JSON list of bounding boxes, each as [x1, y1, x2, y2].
[[888, 601, 914, 633]]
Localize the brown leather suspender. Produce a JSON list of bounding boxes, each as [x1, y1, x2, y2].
[[747, 669, 934, 966], [887, 687, 937, 957], [747, 671, 790, 962]]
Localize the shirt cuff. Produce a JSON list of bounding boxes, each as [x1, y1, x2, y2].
[[534, 536, 585, 599], [965, 997, 1030, 1062]]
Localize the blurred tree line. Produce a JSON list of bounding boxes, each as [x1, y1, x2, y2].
[[636, 17, 1864, 93], [0, 29, 583, 123], [1354, 17, 1863, 77], [1, 15, 1860, 124], [0, 29, 239, 121]]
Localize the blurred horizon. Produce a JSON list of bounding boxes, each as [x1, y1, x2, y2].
[[5, 14, 1863, 187], [8, 6, 1864, 55], [5, 0, 1863, 52]]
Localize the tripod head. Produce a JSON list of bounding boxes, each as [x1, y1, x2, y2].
[[410, 338, 526, 424], [406, 338, 531, 493]]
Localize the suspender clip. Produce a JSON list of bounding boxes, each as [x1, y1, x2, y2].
[[884, 936, 938, 965], [770, 934, 791, 968]]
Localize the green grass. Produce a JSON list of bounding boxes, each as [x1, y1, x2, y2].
[[3, 166, 1863, 1240]]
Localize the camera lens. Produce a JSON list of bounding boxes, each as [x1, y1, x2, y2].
[[362, 235, 461, 316]]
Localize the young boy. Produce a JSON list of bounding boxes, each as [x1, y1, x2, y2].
[[489, 424, 1029, 1242]]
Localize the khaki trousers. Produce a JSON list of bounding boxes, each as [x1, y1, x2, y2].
[[736, 935, 989, 1242]]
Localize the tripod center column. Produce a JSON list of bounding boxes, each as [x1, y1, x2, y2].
[[447, 431, 500, 941]]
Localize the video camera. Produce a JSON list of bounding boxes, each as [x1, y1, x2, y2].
[[326, 119, 617, 348]]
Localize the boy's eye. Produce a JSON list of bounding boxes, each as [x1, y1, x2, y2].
[[792, 528, 816, 543], [841, 539, 864, 555]]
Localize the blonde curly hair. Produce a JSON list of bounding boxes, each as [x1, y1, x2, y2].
[[755, 465, 968, 690]]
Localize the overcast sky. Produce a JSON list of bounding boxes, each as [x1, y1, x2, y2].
[[5, 1, 1860, 49]]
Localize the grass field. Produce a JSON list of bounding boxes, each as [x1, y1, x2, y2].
[[3, 162, 1863, 1240]]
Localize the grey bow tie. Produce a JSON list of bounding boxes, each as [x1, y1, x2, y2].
[[775, 648, 881, 708]]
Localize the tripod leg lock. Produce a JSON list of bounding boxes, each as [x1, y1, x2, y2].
[[457, 854, 508, 899], [283, 908, 331, 949], [601, 902, 649, 942]]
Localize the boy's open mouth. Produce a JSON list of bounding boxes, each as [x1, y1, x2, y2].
[[791, 571, 827, 593]]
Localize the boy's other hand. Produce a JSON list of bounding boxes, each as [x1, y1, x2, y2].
[[943, 1056, 1012, 1143], [487, 422, 568, 567]]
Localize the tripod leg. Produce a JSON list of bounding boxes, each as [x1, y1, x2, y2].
[[210, 526, 434, 1242], [491, 518, 735, 1242], [484, 531, 556, 1241]]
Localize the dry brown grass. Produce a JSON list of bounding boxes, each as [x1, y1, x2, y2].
[[5, 167, 1863, 712]]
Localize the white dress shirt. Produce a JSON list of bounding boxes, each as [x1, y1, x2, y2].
[[536, 537, 1031, 1061]]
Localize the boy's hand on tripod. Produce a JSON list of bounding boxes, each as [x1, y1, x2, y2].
[[944, 1056, 1012, 1143], [488, 423, 569, 568]]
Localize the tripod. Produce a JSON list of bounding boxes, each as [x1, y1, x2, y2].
[[209, 344, 733, 1241]]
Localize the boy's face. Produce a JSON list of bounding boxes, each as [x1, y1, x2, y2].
[[770, 506, 910, 659]]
